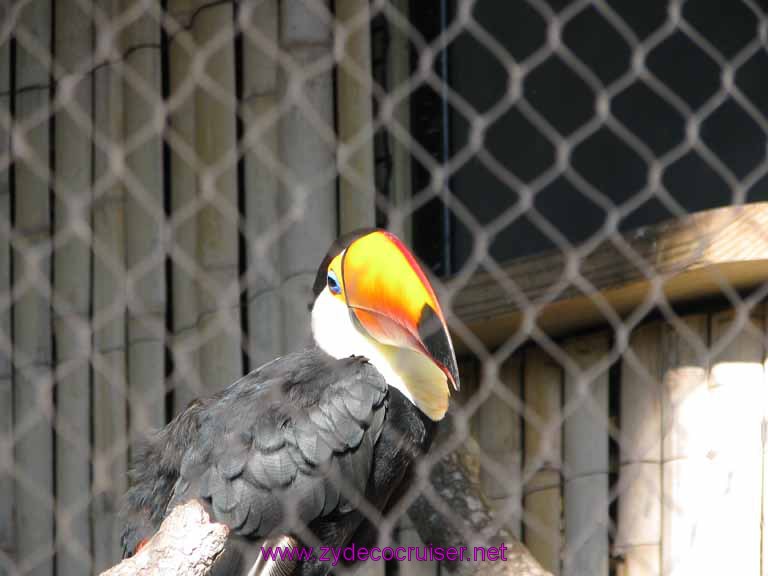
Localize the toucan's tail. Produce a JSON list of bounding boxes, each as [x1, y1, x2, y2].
[[208, 534, 299, 576], [245, 535, 299, 576], [119, 399, 206, 557]]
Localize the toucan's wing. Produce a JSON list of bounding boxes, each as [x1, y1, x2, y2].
[[170, 349, 388, 539]]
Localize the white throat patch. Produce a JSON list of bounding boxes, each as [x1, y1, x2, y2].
[[311, 288, 450, 421]]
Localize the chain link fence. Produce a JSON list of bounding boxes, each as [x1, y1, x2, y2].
[[1, 0, 768, 575]]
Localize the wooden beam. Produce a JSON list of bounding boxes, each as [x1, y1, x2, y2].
[[91, 0, 128, 569], [122, 1, 166, 443], [562, 332, 610, 576], [453, 203, 768, 350], [335, 0, 376, 232], [13, 2, 54, 574], [240, 0, 282, 366], [615, 322, 662, 576], [522, 347, 562, 576], [53, 1, 93, 573]]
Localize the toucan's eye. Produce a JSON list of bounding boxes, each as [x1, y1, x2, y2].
[[327, 270, 342, 295]]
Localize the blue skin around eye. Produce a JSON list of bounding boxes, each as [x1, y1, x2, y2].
[[328, 271, 342, 295]]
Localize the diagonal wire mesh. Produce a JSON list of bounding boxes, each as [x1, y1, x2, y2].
[[0, 0, 768, 575]]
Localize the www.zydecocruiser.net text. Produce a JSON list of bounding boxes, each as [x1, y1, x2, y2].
[[260, 544, 510, 566]]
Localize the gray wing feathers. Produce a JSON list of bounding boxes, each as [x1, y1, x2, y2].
[[170, 353, 387, 538]]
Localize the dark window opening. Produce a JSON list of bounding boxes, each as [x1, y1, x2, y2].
[[410, 0, 768, 273]]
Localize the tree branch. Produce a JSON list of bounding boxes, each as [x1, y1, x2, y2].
[[99, 501, 229, 576], [101, 433, 550, 576], [407, 427, 554, 576]]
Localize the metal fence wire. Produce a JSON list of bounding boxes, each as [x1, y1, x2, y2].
[[1, 0, 768, 575]]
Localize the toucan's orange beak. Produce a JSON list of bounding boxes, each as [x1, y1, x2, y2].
[[339, 230, 460, 391]]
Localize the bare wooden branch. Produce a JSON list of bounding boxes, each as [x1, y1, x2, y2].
[[399, 360, 552, 576], [98, 435, 548, 576], [407, 441, 553, 576], [99, 501, 229, 576]]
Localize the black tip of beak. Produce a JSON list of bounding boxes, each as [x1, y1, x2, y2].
[[418, 305, 460, 391]]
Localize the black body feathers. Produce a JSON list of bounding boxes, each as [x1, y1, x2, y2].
[[120, 348, 435, 576]]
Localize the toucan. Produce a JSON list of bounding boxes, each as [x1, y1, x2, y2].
[[120, 228, 460, 576]]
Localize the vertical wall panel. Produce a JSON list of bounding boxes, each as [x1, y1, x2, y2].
[[167, 0, 200, 413], [241, 0, 283, 367], [193, 0, 242, 390], [13, 2, 54, 574], [91, 0, 128, 568], [523, 347, 562, 576], [0, 0, 13, 567], [279, 0, 336, 352], [385, 0, 412, 242], [616, 322, 662, 576], [562, 332, 610, 576], [660, 315, 709, 576], [53, 1, 93, 573], [763, 305, 768, 576], [476, 357, 522, 538], [336, 0, 376, 232], [705, 310, 763, 574], [122, 2, 166, 441]]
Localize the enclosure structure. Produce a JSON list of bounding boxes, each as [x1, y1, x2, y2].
[[455, 202, 768, 576], [0, 1, 767, 576]]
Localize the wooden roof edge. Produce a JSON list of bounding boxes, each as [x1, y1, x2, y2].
[[449, 203, 768, 352]]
